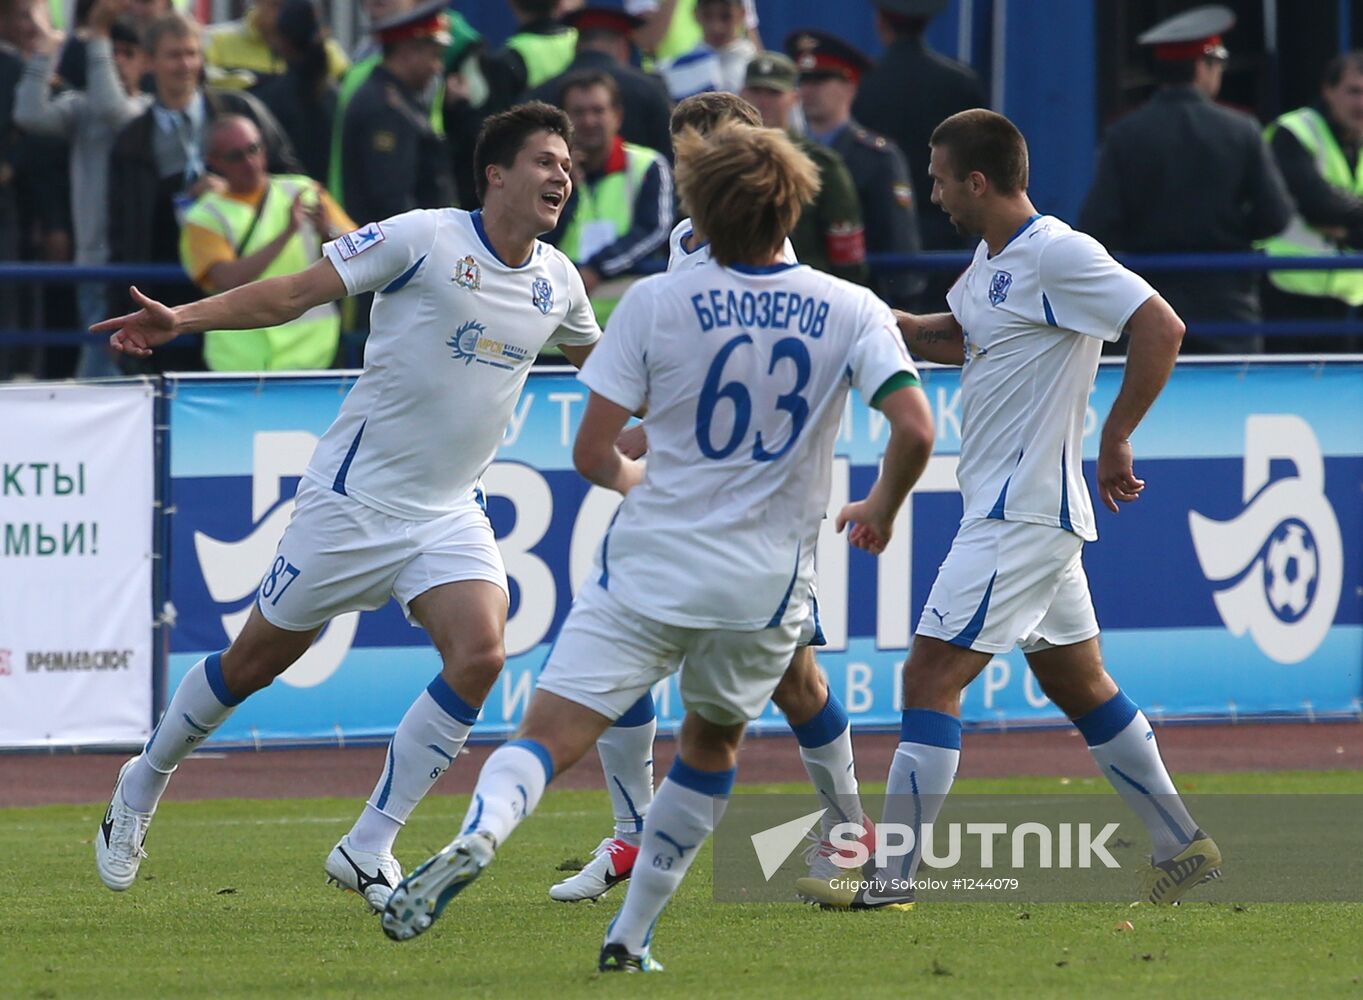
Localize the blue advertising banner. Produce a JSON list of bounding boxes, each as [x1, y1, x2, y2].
[[166, 361, 1363, 744]]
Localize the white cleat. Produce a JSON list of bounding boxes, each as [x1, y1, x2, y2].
[[549, 837, 638, 902], [381, 832, 496, 942], [95, 757, 155, 892], [325, 835, 402, 912]]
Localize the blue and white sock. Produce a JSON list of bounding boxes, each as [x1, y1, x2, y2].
[[790, 689, 864, 840], [348, 676, 478, 855], [123, 652, 242, 813], [873, 709, 961, 886], [596, 693, 657, 846], [459, 739, 554, 847], [1076, 690, 1199, 863], [605, 758, 733, 955]]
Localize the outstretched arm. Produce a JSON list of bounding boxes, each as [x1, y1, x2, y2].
[[94, 257, 347, 358], [895, 310, 965, 365], [1097, 293, 1184, 513]]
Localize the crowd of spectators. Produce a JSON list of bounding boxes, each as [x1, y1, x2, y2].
[[0, 0, 1358, 379]]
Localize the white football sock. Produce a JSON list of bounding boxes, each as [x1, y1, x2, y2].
[[605, 759, 733, 955], [790, 690, 863, 839], [348, 677, 476, 854], [874, 709, 961, 886], [124, 652, 240, 813], [458, 739, 553, 847], [597, 710, 657, 846], [1076, 692, 1199, 863]]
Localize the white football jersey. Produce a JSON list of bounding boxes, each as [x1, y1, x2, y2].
[[667, 218, 796, 273], [580, 261, 919, 630], [312, 209, 600, 520], [946, 214, 1155, 542]]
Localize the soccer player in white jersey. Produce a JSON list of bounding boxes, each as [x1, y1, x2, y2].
[[550, 91, 876, 905], [89, 102, 603, 909], [378, 122, 935, 970], [798, 109, 1220, 912]]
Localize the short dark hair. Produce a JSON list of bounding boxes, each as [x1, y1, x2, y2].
[[670, 91, 760, 136], [558, 68, 620, 109], [1323, 50, 1363, 87], [473, 101, 573, 201], [1153, 56, 1200, 86], [144, 11, 199, 56], [930, 108, 1029, 194]]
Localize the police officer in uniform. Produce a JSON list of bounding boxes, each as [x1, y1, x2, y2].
[[530, 6, 674, 162], [853, 0, 985, 304], [740, 53, 869, 286], [787, 29, 922, 308], [340, 0, 454, 226], [1080, 5, 1291, 354]]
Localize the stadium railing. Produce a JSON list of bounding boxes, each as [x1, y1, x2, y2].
[[1, 253, 1362, 360]]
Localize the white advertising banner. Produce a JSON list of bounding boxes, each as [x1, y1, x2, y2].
[[0, 380, 155, 747]]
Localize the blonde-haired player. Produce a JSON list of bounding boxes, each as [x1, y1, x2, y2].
[[550, 89, 876, 905], [380, 122, 935, 972]]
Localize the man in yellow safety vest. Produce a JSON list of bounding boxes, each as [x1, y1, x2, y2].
[[545, 69, 672, 325], [1261, 50, 1363, 350], [180, 114, 355, 370]]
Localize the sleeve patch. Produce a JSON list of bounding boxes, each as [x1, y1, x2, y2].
[[333, 222, 386, 260]]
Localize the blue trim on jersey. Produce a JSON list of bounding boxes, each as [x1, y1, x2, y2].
[[381, 254, 427, 293], [805, 592, 828, 647], [506, 738, 555, 784], [473, 486, 487, 513], [900, 708, 962, 750], [948, 571, 997, 649], [679, 228, 708, 256], [765, 542, 802, 627], [728, 261, 800, 275], [989, 213, 1042, 259], [471, 210, 533, 269], [1042, 292, 1058, 326], [597, 507, 622, 588], [987, 449, 1024, 521], [1058, 444, 1073, 532], [331, 420, 366, 496], [667, 757, 735, 797], [614, 692, 657, 728], [426, 675, 480, 726], [1074, 689, 1140, 747]]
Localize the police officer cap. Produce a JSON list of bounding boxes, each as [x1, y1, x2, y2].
[[868, 0, 950, 16], [373, 0, 452, 47], [1137, 4, 1234, 61], [563, 5, 646, 36], [784, 29, 872, 84], [744, 52, 797, 93]]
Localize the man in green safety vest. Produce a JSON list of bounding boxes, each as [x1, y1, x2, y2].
[[180, 115, 355, 370], [478, 0, 576, 116], [1262, 49, 1363, 350], [545, 69, 672, 326]]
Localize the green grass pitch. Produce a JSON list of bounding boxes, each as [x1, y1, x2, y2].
[[6, 770, 1362, 999]]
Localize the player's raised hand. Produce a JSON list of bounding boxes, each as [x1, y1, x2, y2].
[[1097, 435, 1145, 513], [836, 498, 893, 555], [92, 286, 179, 358]]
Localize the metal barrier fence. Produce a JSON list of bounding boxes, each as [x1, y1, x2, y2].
[[1, 252, 1362, 353]]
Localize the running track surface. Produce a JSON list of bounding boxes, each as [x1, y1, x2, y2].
[[2, 721, 1359, 807]]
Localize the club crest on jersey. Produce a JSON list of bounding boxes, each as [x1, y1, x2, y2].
[[989, 270, 1012, 306], [447, 319, 530, 371], [532, 277, 553, 315], [452, 255, 481, 291]]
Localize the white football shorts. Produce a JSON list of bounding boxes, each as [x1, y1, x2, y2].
[[914, 517, 1099, 655], [536, 580, 803, 726], [256, 478, 507, 631]]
